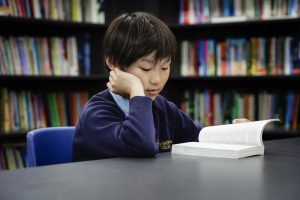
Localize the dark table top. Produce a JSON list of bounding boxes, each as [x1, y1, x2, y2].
[[1, 138, 300, 200]]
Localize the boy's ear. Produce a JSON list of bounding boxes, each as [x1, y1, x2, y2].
[[105, 58, 115, 71]]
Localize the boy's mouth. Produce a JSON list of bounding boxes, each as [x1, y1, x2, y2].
[[146, 89, 160, 96]]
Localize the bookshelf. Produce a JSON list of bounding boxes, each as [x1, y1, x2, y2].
[[0, 0, 107, 169], [104, 0, 300, 134], [1, 0, 300, 169]]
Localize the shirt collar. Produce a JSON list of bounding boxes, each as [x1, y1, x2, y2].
[[109, 90, 129, 116]]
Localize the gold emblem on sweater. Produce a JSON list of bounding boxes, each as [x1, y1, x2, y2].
[[157, 140, 172, 151]]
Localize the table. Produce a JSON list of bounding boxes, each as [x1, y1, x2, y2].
[[1, 138, 300, 200]]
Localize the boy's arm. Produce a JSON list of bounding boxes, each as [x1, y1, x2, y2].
[[74, 96, 158, 159]]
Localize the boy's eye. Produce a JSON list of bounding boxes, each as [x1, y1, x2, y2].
[[161, 67, 169, 71], [139, 67, 151, 71]]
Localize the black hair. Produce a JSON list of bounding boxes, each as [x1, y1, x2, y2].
[[103, 12, 177, 70]]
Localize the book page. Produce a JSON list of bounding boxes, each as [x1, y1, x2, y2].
[[198, 119, 280, 146], [175, 142, 256, 151]]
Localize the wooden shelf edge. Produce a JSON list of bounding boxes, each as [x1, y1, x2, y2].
[[0, 133, 27, 145], [0, 75, 107, 81], [1, 75, 299, 82], [169, 17, 300, 29], [0, 16, 107, 29]]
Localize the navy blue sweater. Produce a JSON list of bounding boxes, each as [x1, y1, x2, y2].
[[72, 89, 203, 161]]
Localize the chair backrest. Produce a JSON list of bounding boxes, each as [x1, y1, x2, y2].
[[26, 127, 75, 167]]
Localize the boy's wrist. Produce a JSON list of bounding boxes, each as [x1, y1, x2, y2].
[[129, 84, 145, 99]]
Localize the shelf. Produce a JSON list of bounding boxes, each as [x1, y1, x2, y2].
[[169, 75, 300, 81], [0, 75, 107, 81], [2, 16, 299, 38], [1, 75, 299, 91], [0, 75, 108, 92], [0, 132, 27, 144], [167, 75, 300, 90], [169, 17, 300, 29], [169, 17, 300, 39], [1, 2, 300, 147], [0, 16, 107, 36]]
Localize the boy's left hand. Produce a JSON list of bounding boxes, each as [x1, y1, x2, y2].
[[107, 67, 145, 99], [232, 118, 250, 124]]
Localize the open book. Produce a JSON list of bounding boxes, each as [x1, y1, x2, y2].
[[171, 119, 280, 159]]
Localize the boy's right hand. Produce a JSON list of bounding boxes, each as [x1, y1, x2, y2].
[[232, 118, 250, 123], [107, 68, 145, 99]]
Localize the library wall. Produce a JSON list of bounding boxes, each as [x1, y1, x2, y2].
[[0, 0, 300, 170]]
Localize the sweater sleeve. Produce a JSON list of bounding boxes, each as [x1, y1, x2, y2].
[[74, 96, 158, 159]]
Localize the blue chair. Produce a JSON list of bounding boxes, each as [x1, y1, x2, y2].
[[26, 127, 75, 167]]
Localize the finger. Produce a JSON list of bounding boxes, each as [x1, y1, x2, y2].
[[109, 70, 116, 79], [109, 76, 114, 85], [106, 82, 113, 91], [232, 118, 250, 124]]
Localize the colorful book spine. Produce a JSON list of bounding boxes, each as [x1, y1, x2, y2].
[[0, 146, 26, 170]]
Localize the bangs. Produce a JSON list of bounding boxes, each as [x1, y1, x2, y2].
[[104, 12, 177, 68], [127, 30, 175, 65]]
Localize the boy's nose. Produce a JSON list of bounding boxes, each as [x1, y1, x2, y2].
[[150, 73, 161, 85]]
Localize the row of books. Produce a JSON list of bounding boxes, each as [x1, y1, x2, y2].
[[0, 88, 90, 133], [180, 0, 300, 24], [0, 146, 26, 170], [180, 37, 300, 77], [0, 0, 105, 24], [0, 35, 90, 76], [181, 89, 300, 131]]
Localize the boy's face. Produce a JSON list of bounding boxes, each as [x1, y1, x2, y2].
[[124, 52, 171, 100]]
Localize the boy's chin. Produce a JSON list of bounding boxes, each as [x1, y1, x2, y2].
[[147, 95, 158, 100]]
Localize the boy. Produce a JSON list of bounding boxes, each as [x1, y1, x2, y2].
[[72, 12, 248, 161]]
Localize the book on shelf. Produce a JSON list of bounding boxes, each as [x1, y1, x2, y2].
[[179, 0, 300, 25], [1, 0, 106, 24], [210, 15, 247, 23], [0, 0, 11, 16], [0, 149, 6, 169], [3, 148, 17, 170], [0, 146, 26, 170], [171, 119, 280, 159]]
